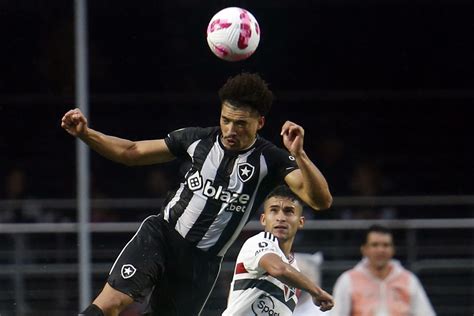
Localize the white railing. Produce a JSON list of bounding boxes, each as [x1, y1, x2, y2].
[[1, 218, 473, 234], [0, 197, 473, 316]]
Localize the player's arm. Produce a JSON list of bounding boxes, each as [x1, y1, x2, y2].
[[61, 108, 175, 166], [281, 121, 332, 210], [259, 253, 334, 312]]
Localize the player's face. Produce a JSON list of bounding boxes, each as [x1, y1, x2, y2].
[[361, 232, 395, 270], [220, 102, 264, 151], [260, 196, 304, 243]]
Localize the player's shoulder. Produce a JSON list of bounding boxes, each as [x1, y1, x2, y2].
[[243, 231, 279, 249], [257, 137, 295, 159], [250, 231, 278, 242], [256, 135, 279, 151], [166, 126, 219, 144], [170, 126, 218, 137]]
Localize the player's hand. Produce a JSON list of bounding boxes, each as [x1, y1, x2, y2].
[[280, 121, 304, 157], [61, 108, 88, 138], [312, 288, 334, 312]]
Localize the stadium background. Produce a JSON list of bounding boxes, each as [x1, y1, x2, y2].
[[0, 0, 473, 315]]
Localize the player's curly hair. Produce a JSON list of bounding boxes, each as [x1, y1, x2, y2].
[[218, 72, 273, 116]]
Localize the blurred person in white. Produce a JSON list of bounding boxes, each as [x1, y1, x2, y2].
[[331, 225, 435, 316], [223, 185, 334, 315], [293, 252, 328, 316]]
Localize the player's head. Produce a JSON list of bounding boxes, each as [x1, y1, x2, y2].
[[260, 185, 305, 243], [218, 73, 273, 150], [361, 225, 395, 269]]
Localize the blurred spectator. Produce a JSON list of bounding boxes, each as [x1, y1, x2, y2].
[[0, 167, 44, 222], [314, 136, 353, 196], [293, 252, 326, 316], [90, 175, 121, 223], [341, 160, 397, 219], [331, 225, 436, 316], [145, 167, 175, 198]]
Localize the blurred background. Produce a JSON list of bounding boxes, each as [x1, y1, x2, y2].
[[0, 0, 473, 315]]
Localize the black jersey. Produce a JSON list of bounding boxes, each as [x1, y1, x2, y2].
[[163, 127, 298, 256]]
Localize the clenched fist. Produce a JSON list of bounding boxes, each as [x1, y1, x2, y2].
[[61, 108, 88, 137]]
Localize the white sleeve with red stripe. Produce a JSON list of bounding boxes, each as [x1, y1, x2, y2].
[[238, 231, 281, 275]]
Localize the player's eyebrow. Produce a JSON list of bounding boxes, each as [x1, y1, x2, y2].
[[221, 115, 248, 124], [268, 204, 295, 210]]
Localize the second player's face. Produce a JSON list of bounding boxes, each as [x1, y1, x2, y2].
[[362, 232, 395, 270], [260, 196, 304, 242], [220, 102, 264, 151]]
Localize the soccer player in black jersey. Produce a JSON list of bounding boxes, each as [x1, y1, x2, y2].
[[62, 73, 332, 316]]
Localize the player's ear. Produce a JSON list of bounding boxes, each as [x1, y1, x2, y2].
[[298, 216, 305, 229], [260, 213, 266, 226], [257, 116, 265, 130]]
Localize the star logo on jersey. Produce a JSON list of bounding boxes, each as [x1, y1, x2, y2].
[[284, 285, 297, 302], [237, 162, 255, 183], [121, 264, 137, 279]]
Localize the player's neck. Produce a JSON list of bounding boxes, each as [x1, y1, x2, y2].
[[279, 239, 293, 258]]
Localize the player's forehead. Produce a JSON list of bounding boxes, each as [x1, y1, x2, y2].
[[264, 196, 300, 209], [221, 102, 259, 119]]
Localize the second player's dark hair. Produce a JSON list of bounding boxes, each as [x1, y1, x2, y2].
[[363, 224, 393, 245], [218, 72, 273, 116], [265, 185, 303, 206]]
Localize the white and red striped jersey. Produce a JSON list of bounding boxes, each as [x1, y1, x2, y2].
[[223, 231, 300, 316]]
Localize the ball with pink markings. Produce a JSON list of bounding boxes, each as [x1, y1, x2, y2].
[[206, 7, 260, 62]]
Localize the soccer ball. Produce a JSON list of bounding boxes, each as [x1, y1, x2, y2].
[[206, 7, 260, 62]]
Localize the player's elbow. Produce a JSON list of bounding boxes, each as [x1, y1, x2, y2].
[[310, 193, 333, 211], [320, 194, 333, 209]]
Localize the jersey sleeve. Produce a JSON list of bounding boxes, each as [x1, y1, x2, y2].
[[241, 232, 281, 274], [264, 145, 299, 180], [164, 126, 216, 158]]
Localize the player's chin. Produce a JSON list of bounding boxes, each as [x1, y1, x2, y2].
[[271, 229, 288, 239]]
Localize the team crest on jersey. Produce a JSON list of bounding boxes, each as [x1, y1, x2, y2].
[[121, 264, 137, 279], [283, 285, 296, 302], [237, 162, 255, 183]]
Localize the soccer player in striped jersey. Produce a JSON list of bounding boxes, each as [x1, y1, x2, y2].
[[62, 73, 332, 316], [223, 185, 334, 315]]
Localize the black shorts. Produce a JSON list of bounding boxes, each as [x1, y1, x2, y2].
[[107, 214, 222, 315]]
